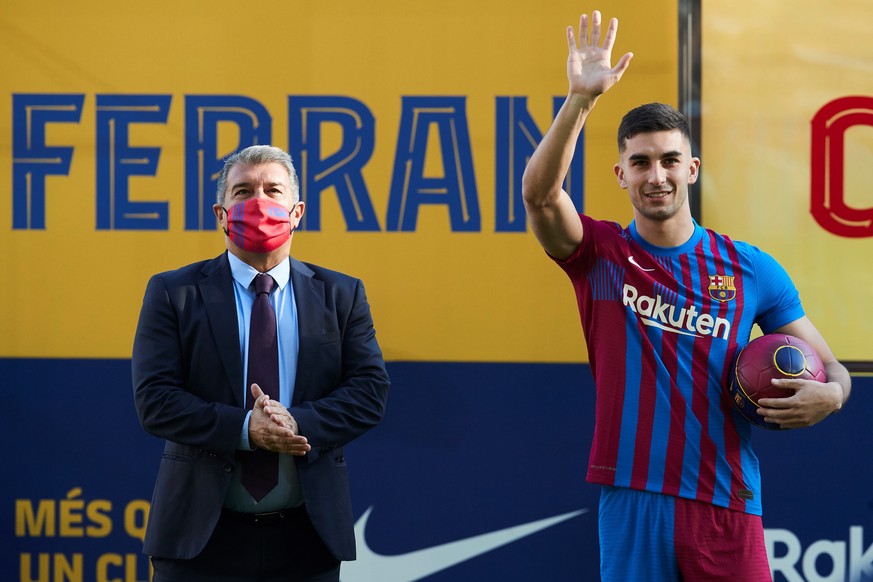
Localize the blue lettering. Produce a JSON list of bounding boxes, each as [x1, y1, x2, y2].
[[96, 95, 171, 230], [9, 93, 585, 235], [184, 95, 272, 230], [288, 96, 379, 232], [494, 96, 585, 232], [12, 94, 84, 229], [386, 96, 480, 232]]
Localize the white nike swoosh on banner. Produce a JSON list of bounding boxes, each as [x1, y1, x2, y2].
[[341, 506, 589, 582], [628, 255, 655, 272]]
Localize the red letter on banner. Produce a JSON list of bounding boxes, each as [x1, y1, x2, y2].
[[810, 96, 873, 238]]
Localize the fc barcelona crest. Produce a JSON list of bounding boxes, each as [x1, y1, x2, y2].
[[708, 274, 736, 302]]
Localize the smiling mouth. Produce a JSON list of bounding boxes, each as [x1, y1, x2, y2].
[[645, 191, 671, 199]]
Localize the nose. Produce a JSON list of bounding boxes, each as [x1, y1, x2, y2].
[[647, 165, 666, 186], [252, 185, 271, 199]]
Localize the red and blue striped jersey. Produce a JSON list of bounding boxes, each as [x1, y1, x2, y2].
[[555, 215, 804, 515]]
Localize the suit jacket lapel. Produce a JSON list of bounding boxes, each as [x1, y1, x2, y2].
[[199, 253, 245, 408], [290, 258, 324, 406]]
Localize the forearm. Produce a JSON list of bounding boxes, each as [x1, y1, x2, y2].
[[522, 92, 598, 208], [135, 382, 247, 454], [132, 275, 246, 455], [292, 281, 390, 458], [824, 359, 852, 411]]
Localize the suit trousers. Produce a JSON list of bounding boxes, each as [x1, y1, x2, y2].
[[151, 505, 340, 582]]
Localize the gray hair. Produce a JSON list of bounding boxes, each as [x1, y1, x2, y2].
[[215, 145, 300, 206]]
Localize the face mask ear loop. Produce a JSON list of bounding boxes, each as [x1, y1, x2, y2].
[[288, 202, 299, 234], [221, 206, 230, 236]]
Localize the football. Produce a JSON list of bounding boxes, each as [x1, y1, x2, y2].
[[729, 334, 827, 429]]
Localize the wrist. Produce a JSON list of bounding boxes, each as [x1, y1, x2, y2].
[[830, 383, 844, 414], [566, 91, 599, 111]]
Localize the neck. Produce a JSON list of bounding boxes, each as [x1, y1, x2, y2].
[[227, 239, 292, 273], [634, 215, 695, 248]]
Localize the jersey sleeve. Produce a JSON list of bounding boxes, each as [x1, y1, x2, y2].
[[751, 246, 805, 333], [550, 214, 602, 279]]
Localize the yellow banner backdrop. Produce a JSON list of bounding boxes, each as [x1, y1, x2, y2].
[[701, 1, 873, 363], [0, 1, 678, 361]]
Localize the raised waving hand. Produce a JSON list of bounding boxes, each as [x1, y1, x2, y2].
[[567, 11, 633, 100]]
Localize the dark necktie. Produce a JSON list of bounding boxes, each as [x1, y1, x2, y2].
[[241, 273, 279, 501]]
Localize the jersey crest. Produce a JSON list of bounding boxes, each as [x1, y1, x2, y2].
[[708, 274, 737, 302]]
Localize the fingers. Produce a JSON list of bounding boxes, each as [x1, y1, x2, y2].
[[755, 399, 782, 409], [250, 413, 310, 455], [756, 380, 836, 428], [250, 383, 271, 411], [613, 52, 634, 80], [589, 10, 601, 46], [601, 16, 618, 52], [571, 11, 623, 53], [258, 432, 311, 456], [282, 436, 312, 456], [263, 402, 297, 431]]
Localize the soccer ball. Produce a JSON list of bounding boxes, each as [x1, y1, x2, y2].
[[728, 334, 827, 429]]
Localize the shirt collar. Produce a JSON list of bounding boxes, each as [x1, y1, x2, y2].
[[227, 252, 291, 291], [628, 219, 704, 257]]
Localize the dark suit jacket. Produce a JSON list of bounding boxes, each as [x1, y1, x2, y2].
[[132, 252, 390, 561]]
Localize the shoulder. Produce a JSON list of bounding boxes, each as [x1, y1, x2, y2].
[[700, 228, 777, 265], [292, 259, 361, 288], [579, 214, 624, 235], [148, 254, 227, 287], [553, 215, 627, 273]]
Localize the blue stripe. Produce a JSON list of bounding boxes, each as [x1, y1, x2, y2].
[[616, 312, 642, 487], [645, 297, 668, 492], [671, 257, 702, 500], [716, 236, 762, 513], [589, 258, 623, 301], [704, 234, 733, 508]]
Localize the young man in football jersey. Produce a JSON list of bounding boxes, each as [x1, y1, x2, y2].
[[521, 10, 852, 581]]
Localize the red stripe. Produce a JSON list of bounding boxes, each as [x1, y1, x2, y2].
[[629, 324, 656, 489], [661, 291, 686, 496], [585, 295, 627, 485], [716, 234, 747, 512], [684, 247, 718, 505]]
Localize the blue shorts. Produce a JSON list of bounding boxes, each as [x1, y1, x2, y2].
[[598, 486, 771, 582]]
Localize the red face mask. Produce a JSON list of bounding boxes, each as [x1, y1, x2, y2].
[[223, 198, 295, 253]]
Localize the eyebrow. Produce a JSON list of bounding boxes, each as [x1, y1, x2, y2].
[[230, 181, 286, 192], [628, 150, 684, 162]]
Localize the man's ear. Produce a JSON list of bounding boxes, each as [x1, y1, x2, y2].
[[291, 200, 305, 228], [213, 204, 225, 228], [614, 163, 628, 189], [687, 157, 701, 185]]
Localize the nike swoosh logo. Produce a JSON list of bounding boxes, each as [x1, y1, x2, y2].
[[641, 317, 701, 337], [628, 255, 655, 272], [341, 506, 588, 582]]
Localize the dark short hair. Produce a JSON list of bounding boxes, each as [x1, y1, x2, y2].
[[617, 103, 692, 152]]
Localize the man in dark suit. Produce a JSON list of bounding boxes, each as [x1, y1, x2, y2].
[[132, 145, 390, 581]]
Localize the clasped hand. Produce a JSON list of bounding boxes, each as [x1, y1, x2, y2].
[[248, 383, 311, 456]]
